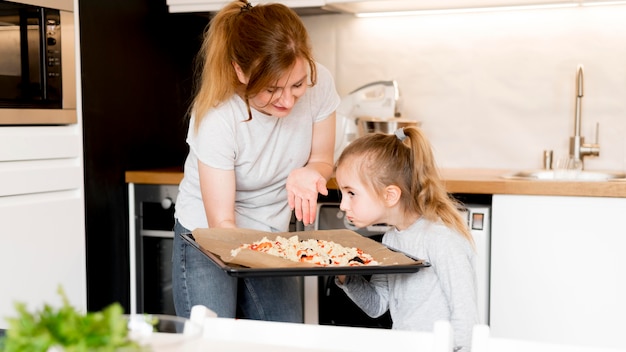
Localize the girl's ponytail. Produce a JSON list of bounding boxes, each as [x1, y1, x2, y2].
[[401, 127, 474, 246]]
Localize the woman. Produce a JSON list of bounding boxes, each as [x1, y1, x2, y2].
[[172, 0, 340, 323]]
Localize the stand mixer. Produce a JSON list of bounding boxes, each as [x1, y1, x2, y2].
[[334, 80, 417, 160]]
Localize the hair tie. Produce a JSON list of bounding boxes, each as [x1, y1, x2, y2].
[[394, 128, 407, 141], [240, 2, 253, 13]]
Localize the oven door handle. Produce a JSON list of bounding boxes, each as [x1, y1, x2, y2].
[[141, 230, 174, 238]]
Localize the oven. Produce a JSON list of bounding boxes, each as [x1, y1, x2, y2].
[[129, 184, 178, 315], [128, 183, 301, 316], [305, 198, 491, 327]]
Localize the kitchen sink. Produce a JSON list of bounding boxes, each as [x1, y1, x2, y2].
[[502, 170, 626, 181]]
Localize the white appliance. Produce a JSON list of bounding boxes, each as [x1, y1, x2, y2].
[[334, 80, 402, 160], [304, 202, 491, 326], [459, 204, 491, 325]]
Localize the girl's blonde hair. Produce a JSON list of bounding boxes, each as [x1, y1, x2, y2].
[[190, 0, 317, 131], [336, 127, 474, 246]]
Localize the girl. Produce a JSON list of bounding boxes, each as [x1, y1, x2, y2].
[[334, 127, 478, 351], [172, 0, 340, 322]]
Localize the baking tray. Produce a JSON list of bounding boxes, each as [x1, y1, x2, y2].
[[181, 232, 430, 278]]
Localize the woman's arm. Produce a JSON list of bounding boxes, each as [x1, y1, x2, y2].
[[198, 160, 237, 228], [287, 112, 336, 225]]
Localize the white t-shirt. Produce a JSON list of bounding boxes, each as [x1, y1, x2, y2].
[[175, 63, 340, 232]]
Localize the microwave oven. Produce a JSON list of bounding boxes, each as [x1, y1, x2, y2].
[[0, 0, 76, 124]]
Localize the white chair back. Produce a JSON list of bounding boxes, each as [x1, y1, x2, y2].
[[191, 305, 453, 352]]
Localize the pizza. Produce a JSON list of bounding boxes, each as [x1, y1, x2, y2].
[[231, 235, 379, 267]]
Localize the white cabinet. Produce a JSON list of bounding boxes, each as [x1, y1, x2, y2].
[[0, 192, 86, 324], [0, 125, 85, 329], [166, 0, 326, 13], [166, 0, 587, 14], [490, 194, 626, 350]]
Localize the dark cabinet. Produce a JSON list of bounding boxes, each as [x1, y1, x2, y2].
[[79, 0, 207, 312]]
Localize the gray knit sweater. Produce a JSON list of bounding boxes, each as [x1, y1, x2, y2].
[[336, 217, 479, 351]]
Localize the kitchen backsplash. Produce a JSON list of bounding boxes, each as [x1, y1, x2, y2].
[[302, 5, 626, 171]]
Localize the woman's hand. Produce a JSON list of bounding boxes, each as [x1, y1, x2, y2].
[[288, 113, 336, 226], [286, 167, 328, 226]]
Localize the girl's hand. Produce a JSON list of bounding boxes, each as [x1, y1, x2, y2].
[[286, 167, 329, 226]]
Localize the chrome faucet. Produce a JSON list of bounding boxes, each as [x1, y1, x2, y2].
[[569, 64, 600, 170]]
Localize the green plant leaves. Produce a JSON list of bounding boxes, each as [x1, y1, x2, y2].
[[0, 286, 142, 352]]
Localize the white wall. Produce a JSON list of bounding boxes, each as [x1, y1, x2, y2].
[[302, 5, 626, 171]]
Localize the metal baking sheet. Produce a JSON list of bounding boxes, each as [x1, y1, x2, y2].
[[181, 232, 430, 278]]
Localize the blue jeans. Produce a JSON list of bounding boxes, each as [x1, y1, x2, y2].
[[171, 220, 303, 322]]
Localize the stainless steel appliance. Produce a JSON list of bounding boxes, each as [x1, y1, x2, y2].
[[0, 0, 76, 124], [129, 184, 178, 315], [334, 80, 399, 160], [305, 200, 491, 327], [129, 183, 301, 316], [334, 80, 419, 160]]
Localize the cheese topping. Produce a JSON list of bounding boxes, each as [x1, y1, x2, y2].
[[231, 235, 378, 266]]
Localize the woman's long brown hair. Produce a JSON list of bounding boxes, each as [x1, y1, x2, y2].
[[190, 0, 317, 131]]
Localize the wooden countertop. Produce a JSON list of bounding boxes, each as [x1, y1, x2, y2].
[[125, 167, 626, 198], [440, 168, 626, 198], [125, 167, 184, 185]]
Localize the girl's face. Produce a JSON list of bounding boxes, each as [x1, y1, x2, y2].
[[238, 57, 309, 118], [335, 163, 386, 229]]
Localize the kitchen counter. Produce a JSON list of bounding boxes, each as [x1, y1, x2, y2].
[[125, 167, 626, 198], [125, 167, 184, 185]]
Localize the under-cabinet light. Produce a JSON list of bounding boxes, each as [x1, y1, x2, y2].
[[354, 3, 581, 18], [581, 0, 626, 6], [354, 3, 578, 17]]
